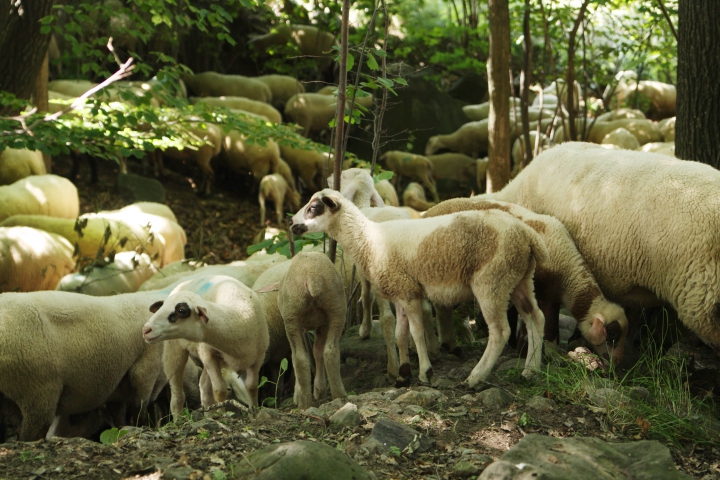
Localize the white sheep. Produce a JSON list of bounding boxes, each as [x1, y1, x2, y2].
[[284, 93, 338, 137], [494, 142, 720, 356], [277, 252, 347, 409], [511, 131, 550, 176], [462, 97, 521, 121], [162, 123, 224, 196], [374, 179, 400, 207], [290, 189, 548, 387], [638, 141, 675, 157], [0, 290, 166, 440], [190, 96, 282, 124], [0, 148, 46, 186], [0, 174, 79, 223], [181, 72, 272, 103], [115, 202, 179, 223], [594, 108, 646, 122], [56, 252, 158, 296], [0, 226, 74, 293], [426, 153, 478, 193], [379, 151, 439, 203], [221, 129, 281, 184], [658, 116, 675, 142], [259, 173, 302, 226], [425, 121, 488, 158], [424, 197, 628, 364], [248, 25, 337, 59], [402, 182, 436, 212], [610, 79, 676, 120], [142, 275, 269, 413], [279, 141, 330, 192], [256, 74, 306, 110], [277, 158, 298, 193], [600, 127, 640, 151]]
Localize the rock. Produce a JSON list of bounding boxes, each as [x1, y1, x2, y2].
[[347, 392, 384, 405], [447, 366, 472, 380], [403, 404, 426, 415], [329, 403, 361, 428], [454, 460, 480, 478], [394, 388, 442, 408], [304, 407, 324, 417], [558, 314, 577, 344], [377, 388, 407, 402], [431, 376, 455, 389], [232, 440, 373, 480], [255, 408, 287, 424], [586, 387, 624, 407], [318, 398, 346, 416], [162, 466, 197, 479], [117, 173, 166, 203], [478, 434, 691, 479], [627, 386, 652, 403], [363, 417, 435, 455], [341, 322, 389, 362], [495, 358, 525, 373], [476, 388, 513, 410], [526, 396, 556, 412]]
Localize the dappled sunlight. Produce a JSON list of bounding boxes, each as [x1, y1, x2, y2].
[[22, 181, 48, 207]]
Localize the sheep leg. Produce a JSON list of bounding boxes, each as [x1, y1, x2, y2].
[[358, 278, 374, 340], [286, 324, 314, 410], [398, 299, 434, 384], [424, 175, 440, 203], [422, 299, 441, 359], [163, 342, 190, 419], [222, 369, 252, 408], [126, 343, 164, 426], [395, 304, 412, 386], [322, 313, 348, 400], [312, 325, 328, 402], [18, 389, 60, 441], [203, 359, 230, 406], [198, 369, 216, 408], [378, 297, 400, 383], [244, 359, 263, 408], [436, 304, 464, 357], [511, 261, 545, 377], [259, 192, 267, 226]]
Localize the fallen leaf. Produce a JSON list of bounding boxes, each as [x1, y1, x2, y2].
[[548, 455, 559, 464], [636, 416, 651, 438], [501, 422, 516, 432]]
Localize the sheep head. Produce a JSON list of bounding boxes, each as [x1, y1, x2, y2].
[[142, 291, 208, 344], [579, 303, 628, 366], [290, 189, 343, 235], [425, 136, 441, 156]]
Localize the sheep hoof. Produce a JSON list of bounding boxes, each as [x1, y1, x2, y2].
[[421, 367, 434, 385], [395, 376, 411, 388], [358, 325, 371, 340]]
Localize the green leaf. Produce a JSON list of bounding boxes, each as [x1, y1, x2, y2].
[[346, 53, 355, 72], [99, 428, 129, 445], [366, 52, 379, 71], [280, 357, 289, 374], [375, 171, 394, 182], [246, 238, 274, 255], [395, 78, 408, 86]]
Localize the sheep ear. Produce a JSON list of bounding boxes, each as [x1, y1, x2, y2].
[[255, 283, 279, 293], [321, 195, 340, 212], [340, 182, 358, 202], [370, 191, 386, 207], [585, 315, 607, 346], [197, 306, 209, 323], [149, 301, 164, 313]]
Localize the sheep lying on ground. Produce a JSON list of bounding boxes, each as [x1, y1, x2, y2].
[[221, 130, 281, 184], [256, 75, 305, 110], [117, 202, 179, 223], [427, 153, 478, 193], [56, 252, 158, 296], [601, 127, 640, 151], [403, 182, 435, 212], [190, 96, 282, 124], [659, 116, 675, 142], [595, 108, 646, 122], [0, 148, 46, 186], [143, 275, 269, 413], [278, 252, 347, 409], [0, 174, 79, 222], [555, 118, 662, 145], [0, 290, 165, 440], [259, 173, 301, 226], [424, 197, 628, 363], [48, 79, 160, 106], [493, 142, 720, 357], [380, 151, 439, 202], [639, 141, 675, 157], [374, 179, 399, 207], [291, 189, 548, 387], [181, 72, 272, 103], [0, 226, 74, 293], [279, 142, 329, 192]]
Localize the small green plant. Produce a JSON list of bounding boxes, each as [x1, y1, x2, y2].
[[19, 450, 33, 462], [212, 469, 227, 480], [196, 429, 210, 440], [258, 357, 289, 407], [99, 427, 129, 445], [247, 232, 324, 260], [227, 462, 235, 479], [518, 412, 531, 428], [389, 445, 402, 457]]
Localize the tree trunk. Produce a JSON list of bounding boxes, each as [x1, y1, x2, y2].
[[566, 0, 590, 142], [676, 1, 720, 167], [486, 0, 511, 193], [0, 0, 57, 114], [35, 51, 52, 172], [520, 0, 532, 168]]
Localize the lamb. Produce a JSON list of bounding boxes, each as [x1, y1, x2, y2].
[[0, 290, 165, 440], [379, 150, 439, 203], [221, 129, 281, 184], [374, 179, 400, 207], [181, 72, 272, 103], [256, 74, 306, 111], [0, 148, 46, 186], [0, 174, 79, 222], [279, 141, 330, 192], [426, 153, 478, 193], [190, 96, 282, 124], [290, 189, 548, 387], [493, 142, 720, 357], [259, 173, 302, 226], [142, 275, 269, 413], [402, 182, 436, 212], [276, 252, 347, 409], [423, 197, 628, 363], [56, 252, 158, 296], [601, 127, 640, 151], [0, 226, 75, 293], [161, 123, 223, 196]]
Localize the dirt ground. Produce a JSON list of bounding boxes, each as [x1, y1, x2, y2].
[[0, 154, 719, 479]]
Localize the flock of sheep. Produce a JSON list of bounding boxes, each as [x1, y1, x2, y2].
[[2, 64, 710, 445]]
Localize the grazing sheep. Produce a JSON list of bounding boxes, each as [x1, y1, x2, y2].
[[0, 290, 165, 440], [374, 179, 400, 207], [143, 275, 269, 412], [402, 182, 435, 212], [601, 127, 640, 151], [284, 93, 338, 137], [639, 141, 675, 157], [494, 142, 720, 355], [48, 79, 159, 107], [162, 123, 224, 197], [190, 96, 282, 124], [317, 85, 374, 109], [595, 108, 646, 123], [256, 75, 305, 110], [659, 116, 675, 142], [221, 130, 281, 183], [511, 132, 550, 175], [0, 148, 46, 186], [290, 189, 548, 387], [557, 118, 663, 145], [181, 72, 272, 103], [277, 252, 347, 409], [426, 153, 478, 193], [380, 151, 439, 203], [279, 141, 330, 192], [0, 227, 74, 293], [56, 252, 158, 296], [424, 197, 628, 363], [248, 24, 336, 58], [0, 174, 79, 222], [259, 173, 302, 226], [426, 120, 488, 159]]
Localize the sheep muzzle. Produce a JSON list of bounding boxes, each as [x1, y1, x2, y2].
[[291, 222, 307, 235]]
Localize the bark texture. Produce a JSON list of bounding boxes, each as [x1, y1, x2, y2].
[[486, 0, 511, 193], [676, 1, 720, 167]]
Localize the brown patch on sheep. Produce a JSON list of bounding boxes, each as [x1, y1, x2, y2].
[[570, 284, 602, 322], [424, 199, 510, 218], [415, 215, 499, 285], [524, 219, 546, 235]]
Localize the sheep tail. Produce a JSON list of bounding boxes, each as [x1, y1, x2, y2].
[[520, 222, 549, 268]]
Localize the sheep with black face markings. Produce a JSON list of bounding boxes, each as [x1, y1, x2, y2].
[[142, 275, 269, 414], [290, 189, 548, 386]]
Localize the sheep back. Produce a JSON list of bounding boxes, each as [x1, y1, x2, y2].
[[0, 148, 46, 186], [0, 175, 79, 222]]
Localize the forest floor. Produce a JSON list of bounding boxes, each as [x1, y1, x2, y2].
[[0, 155, 719, 479]]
